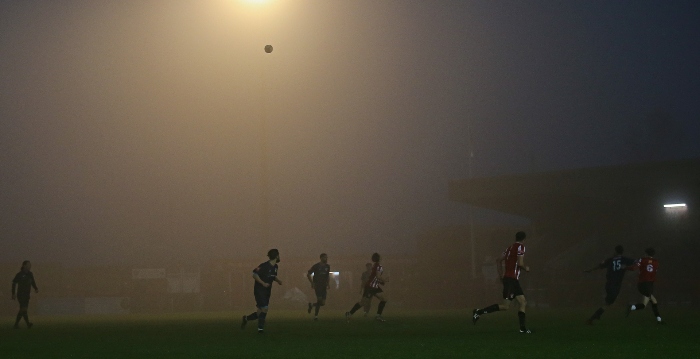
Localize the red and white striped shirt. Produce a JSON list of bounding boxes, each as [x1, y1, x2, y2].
[[502, 242, 526, 280], [365, 262, 384, 289]]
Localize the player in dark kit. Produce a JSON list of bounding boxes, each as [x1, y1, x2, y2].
[[241, 249, 283, 333], [12, 260, 39, 329], [472, 231, 532, 333], [626, 248, 663, 324], [307, 253, 331, 320], [584, 245, 636, 324], [346, 253, 388, 322]]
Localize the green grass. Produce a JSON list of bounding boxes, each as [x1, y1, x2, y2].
[[0, 308, 695, 358]]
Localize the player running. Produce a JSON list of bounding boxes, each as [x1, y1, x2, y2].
[[12, 260, 39, 329], [306, 253, 331, 321], [626, 248, 664, 324], [345, 253, 387, 322], [584, 245, 636, 324], [241, 249, 283, 333], [472, 231, 532, 334]]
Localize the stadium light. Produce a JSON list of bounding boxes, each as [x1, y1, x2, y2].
[[664, 203, 688, 218], [240, 0, 272, 5], [663, 203, 687, 208]]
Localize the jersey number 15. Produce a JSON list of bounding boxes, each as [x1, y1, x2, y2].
[[613, 260, 622, 271]]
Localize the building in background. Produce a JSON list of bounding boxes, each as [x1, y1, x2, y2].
[[449, 157, 700, 307]]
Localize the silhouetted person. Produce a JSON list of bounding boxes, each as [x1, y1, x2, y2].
[[12, 260, 38, 329], [241, 249, 282, 334], [626, 248, 664, 324], [346, 253, 387, 322], [472, 231, 532, 334], [307, 253, 331, 320], [584, 245, 635, 324]]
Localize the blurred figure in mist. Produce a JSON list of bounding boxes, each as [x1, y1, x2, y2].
[[346, 253, 388, 322], [241, 249, 283, 334], [472, 231, 532, 334], [306, 253, 331, 321], [12, 260, 39, 329], [584, 245, 635, 325], [626, 248, 664, 324]]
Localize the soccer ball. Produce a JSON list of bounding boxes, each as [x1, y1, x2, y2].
[[264, 45, 273, 53]]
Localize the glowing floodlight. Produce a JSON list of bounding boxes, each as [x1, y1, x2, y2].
[[663, 203, 687, 208]]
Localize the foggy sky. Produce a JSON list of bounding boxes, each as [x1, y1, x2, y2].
[[1, 0, 699, 265]]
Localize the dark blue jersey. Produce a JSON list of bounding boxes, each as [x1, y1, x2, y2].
[[253, 261, 278, 293], [308, 262, 331, 286], [599, 255, 635, 283], [12, 270, 38, 297]]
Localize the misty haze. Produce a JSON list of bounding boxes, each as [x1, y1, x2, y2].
[[1, 1, 699, 357]]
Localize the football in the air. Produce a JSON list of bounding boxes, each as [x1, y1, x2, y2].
[[264, 45, 273, 53]]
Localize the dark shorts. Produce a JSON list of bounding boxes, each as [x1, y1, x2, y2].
[[314, 285, 327, 300], [254, 289, 271, 309], [363, 287, 383, 299], [502, 277, 524, 300], [604, 281, 622, 305], [17, 296, 30, 308], [637, 282, 654, 297]]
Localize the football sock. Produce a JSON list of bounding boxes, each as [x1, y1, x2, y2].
[[478, 304, 500, 315], [258, 312, 267, 330], [246, 312, 259, 321], [651, 303, 660, 317], [591, 307, 605, 320], [518, 311, 526, 330], [23, 312, 29, 324], [314, 303, 321, 316], [349, 303, 362, 314], [377, 301, 387, 315], [15, 311, 22, 326], [632, 303, 645, 311]]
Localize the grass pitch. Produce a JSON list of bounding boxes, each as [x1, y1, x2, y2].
[[1, 308, 695, 358]]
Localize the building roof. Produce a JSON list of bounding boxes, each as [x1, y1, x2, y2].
[[448, 158, 700, 231]]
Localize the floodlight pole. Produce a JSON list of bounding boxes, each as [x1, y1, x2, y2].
[[467, 120, 476, 279], [259, 49, 272, 250]]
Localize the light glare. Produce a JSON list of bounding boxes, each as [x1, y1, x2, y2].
[[663, 203, 687, 208]]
